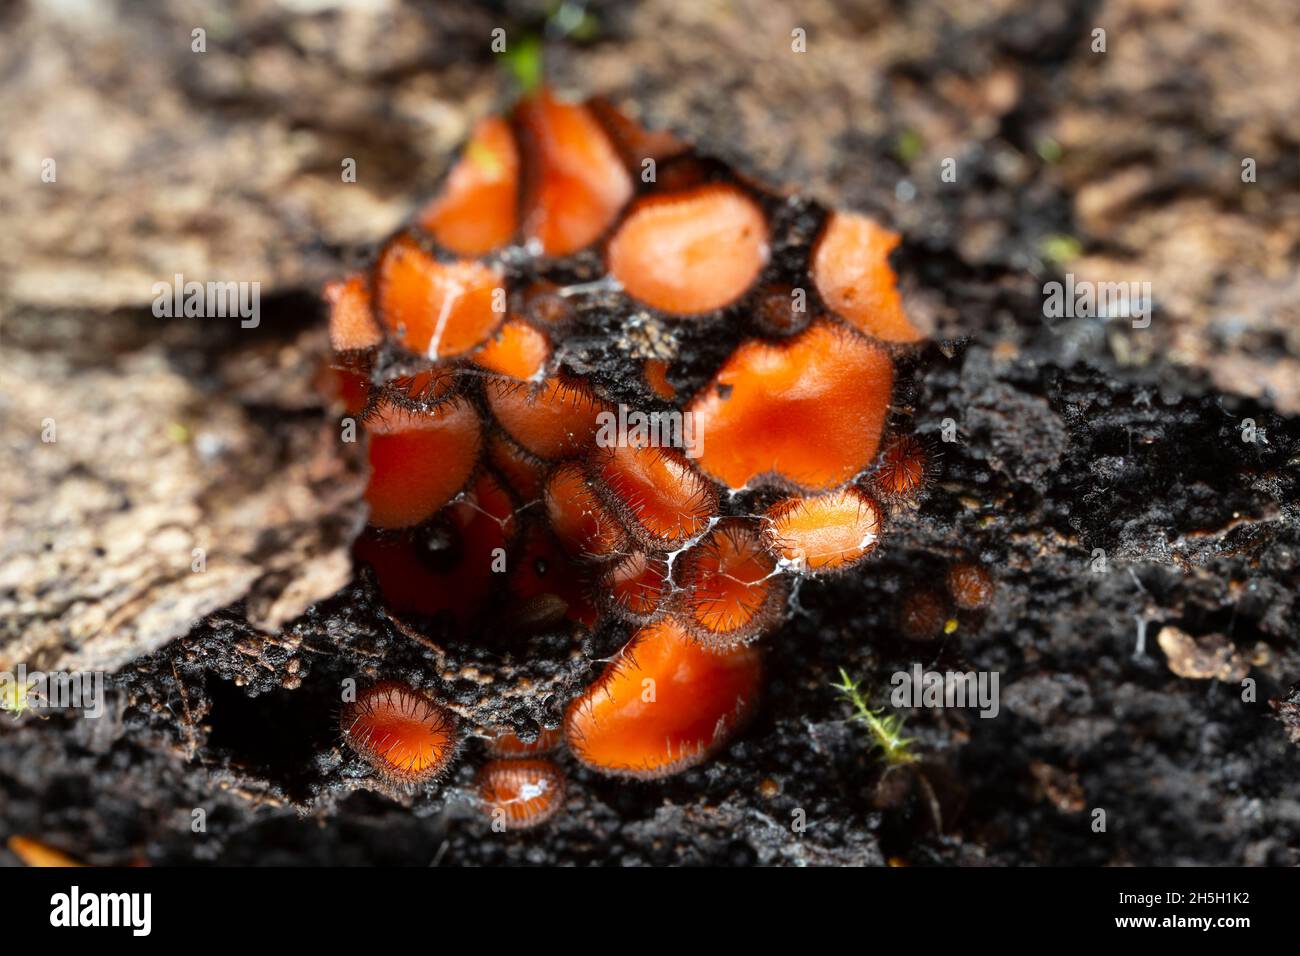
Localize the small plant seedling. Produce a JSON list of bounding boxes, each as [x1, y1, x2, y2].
[[832, 668, 917, 767], [1, 678, 34, 719]]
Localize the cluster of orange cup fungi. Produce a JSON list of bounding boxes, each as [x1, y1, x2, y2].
[[326, 88, 931, 807]]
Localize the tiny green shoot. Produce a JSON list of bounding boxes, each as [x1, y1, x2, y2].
[[833, 668, 917, 766], [503, 35, 544, 95], [1039, 233, 1082, 265], [1, 677, 31, 718], [1035, 136, 1063, 165], [894, 129, 923, 166]]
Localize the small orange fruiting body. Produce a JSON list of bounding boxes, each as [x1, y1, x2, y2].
[[353, 473, 515, 623], [606, 185, 769, 315], [754, 283, 811, 337], [417, 116, 519, 256], [812, 211, 923, 343], [7, 836, 85, 868], [325, 274, 382, 352], [674, 519, 784, 646], [545, 461, 629, 560], [341, 681, 459, 785], [517, 91, 633, 256], [389, 366, 458, 407], [898, 588, 951, 641], [764, 486, 883, 572], [872, 433, 930, 501], [564, 617, 762, 778], [590, 443, 717, 548], [472, 317, 551, 380], [520, 280, 574, 327], [374, 235, 504, 358], [687, 320, 894, 491], [485, 376, 609, 460], [507, 525, 599, 628], [947, 561, 995, 610], [476, 758, 566, 830], [603, 550, 670, 621], [455, 470, 519, 542], [586, 96, 687, 168], [325, 366, 372, 415], [642, 358, 676, 400], [487, 432, 546, 501], [650, 154, 712, 194], [363, 397, 481, 529], [487, 725, 563, 757]]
